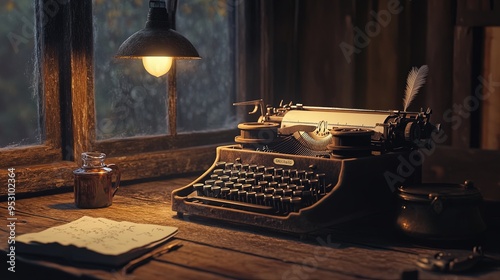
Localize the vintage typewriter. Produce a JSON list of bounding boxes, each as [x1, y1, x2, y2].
[[172, 100, 438, 233]]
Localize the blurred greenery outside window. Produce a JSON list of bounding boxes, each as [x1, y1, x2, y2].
[[0, 0, 41, 148], [93, 0, 237, 140]]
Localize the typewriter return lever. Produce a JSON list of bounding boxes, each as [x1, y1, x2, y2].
[[233, 99, 266, 122]]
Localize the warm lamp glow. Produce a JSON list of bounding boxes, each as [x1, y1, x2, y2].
[[116, 1, 200, 76], [142, 56, 173, 77]]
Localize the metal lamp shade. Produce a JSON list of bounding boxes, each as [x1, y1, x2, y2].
[[116, 28, 200, 59], [115, 1, 200, 59]]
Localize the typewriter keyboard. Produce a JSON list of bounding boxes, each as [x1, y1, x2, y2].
[[187, 161, 333, 216]]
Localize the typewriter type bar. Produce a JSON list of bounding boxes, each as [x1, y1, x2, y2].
[[172, 145, 421, 234]]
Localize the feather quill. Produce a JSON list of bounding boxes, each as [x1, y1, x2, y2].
[[403, 65, 428, 111]]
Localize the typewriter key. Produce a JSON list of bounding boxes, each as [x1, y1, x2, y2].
[[229, 176, 239, 183], [215, 162, 226, 168], [310, 179, 319, 191], [204, 179, 216, 186], [215, 180, 224, 187], [213, 168, 224, 176], [256, 193, 265, 205], [252, 185, 262, 193], [242, 184, 252, 192], [232, 182, 241, 190], [273, 195, 282, 210], [274, 188, 284, 196], [245, 178, 256, 186], [291, 197, 302, 212], [258, 181, 269, 189], [220, 175, 230, 182], [238, 190, 247, 202], [247, 192, 257, 204], [229, 189, 238, 200], [225, 162, 234, 170], [281, 176, 290, 184], [265, 187, 275, 194], [221, 187, 230, 199], [277, 183, 287, 189], [237, 178, 246, 184], [273, 175, 282, 183], [203, 185, 212, 197], [302, 180, 311, 190], [233, 163, 242, 171], [255, 172, 264, 182], [265, 166, 275, 174], [263, 174, 273, 182], [264, 194, 273, 206], [275, 167, 283, 175], [225, 181, 235, 189], [212, 186, 221, 198], [281, 196, 292, 214], [193, 183, 204, 196], [291, 177, 300, 185]]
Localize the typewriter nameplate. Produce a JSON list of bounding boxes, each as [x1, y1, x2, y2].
[[273, 158, 295, 166]]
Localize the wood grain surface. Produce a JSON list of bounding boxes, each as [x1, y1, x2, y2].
[[1, 176, 499, 279]]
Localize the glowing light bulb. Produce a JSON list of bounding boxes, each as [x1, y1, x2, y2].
[[142, 56, 173, 77]]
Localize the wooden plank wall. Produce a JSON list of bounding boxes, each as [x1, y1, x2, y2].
[[481, 27, 500, 150], [264, 0, 500, 149], [269, 0, 431, 110]]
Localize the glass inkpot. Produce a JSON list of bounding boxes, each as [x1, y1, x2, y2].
[[73, 152, 121, 208]]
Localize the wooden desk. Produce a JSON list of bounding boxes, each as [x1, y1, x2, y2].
[[1, 176, 499, 279]]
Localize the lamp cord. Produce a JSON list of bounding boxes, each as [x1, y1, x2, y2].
[[167, 0, 178, 29]]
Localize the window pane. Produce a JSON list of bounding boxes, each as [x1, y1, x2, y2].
[[0, 0, 41, 148], [176, 0, 237, 133], [93, 0, 168, 140]]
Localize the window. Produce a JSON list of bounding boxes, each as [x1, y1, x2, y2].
[[91, 0, 240, 156], [93, 0, 169, 140], [0, 0, 250, 197], [93, 0, 237, 139], [176, 0, 237, 133], [0, 0, 62, 173], [0, 0, 40, 148]]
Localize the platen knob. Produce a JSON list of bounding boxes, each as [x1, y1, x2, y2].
[[404, 121, 421, 142]]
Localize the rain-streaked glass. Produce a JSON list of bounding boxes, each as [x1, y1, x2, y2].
[[0, 0, 41, 148], [175, 0, 238, 133], [93, 0, 168, 140], [93, 0, 238, 139]]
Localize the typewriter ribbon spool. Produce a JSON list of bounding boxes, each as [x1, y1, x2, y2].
[[235, 122, 280, 144], [328, 128, 374, 158]]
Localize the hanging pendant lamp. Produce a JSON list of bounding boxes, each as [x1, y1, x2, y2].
[[115, 0, 200, 77]]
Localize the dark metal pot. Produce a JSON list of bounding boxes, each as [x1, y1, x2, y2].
[[396, 181, 487, 240]]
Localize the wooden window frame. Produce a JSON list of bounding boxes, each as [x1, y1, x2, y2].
[[0, 0, 260, 197]]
